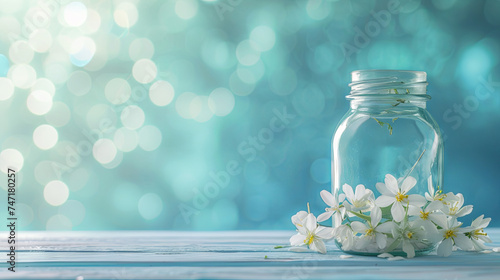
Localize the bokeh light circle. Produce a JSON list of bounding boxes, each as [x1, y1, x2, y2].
[[132, 59, 157, 84], [31, 78, 56, 97], [46, 214, 72, 230], [229, 72, 255, 96], [121, 105, 145, 130], [114, 127, 139, 152], [33, 124, 59, 150], [9, 40, 34, 64], [249, 25, 276, 52], [208, 87, 235, 116], [0, 149, 24, 173], [92, 139, 117, 164], [27, 90, 53, 115], [114, 2, 138, 28], [9, 64, 37, 89], [29, 29, 53, 53], [44, 180, 70, 206], [105, 78, 131, 104], [175, 92, 197, 119], [175, 0, 199, 20], [236, 40, 261, 66], [191, 95, 213, 122], [138, 193, 163, 220], [0, 77, 14, 101], [149, 80, 175, 106], [70, 36, 96, 67], [80, 8, 101, 34], [64, 2, 88, 27], [138, 125, 162, 151], [58, 200, 86, 226]]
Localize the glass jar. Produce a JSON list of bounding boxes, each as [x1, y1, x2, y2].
[[331, 70, 444, 257]]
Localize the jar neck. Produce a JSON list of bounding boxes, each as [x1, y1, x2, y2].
[[349, 95, 428, 111], [348, 70, 430, 111]]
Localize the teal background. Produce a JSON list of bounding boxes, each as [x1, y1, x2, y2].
[[0, 0, 499, 230]]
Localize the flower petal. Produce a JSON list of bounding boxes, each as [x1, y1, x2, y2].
[[290, 233, 306, 246], [371, 206, 382, 227], [407, 205, 420, 216], [391, 202, 405, 222], [291, 211, 308, 225], [342, 184, 355, 203], [317, 211, 333, 222], [305, 213, 317, 231], [454, 234, 473, 251], [429, 213, 448, 229], [289, 246, 309, 252], [376, 221, 396, 234], [402, 240, 415, 258], [310, 239, 327, 254], [375, 195, 395, 207], [401, 176, 417, 193], [456, 205, 473, 217], [376, 182, 392, 196], [384, 174, 399, 194], [375, 233, 387, 249], [320, 190, 336, 207], [333, 212, 343, 228], [408, 194, 427, 207], [354, 184, 365, 201], [437, 238, 453, 257], [426, 200, 444, 212], [351, 221, 368, 233], [315, 226, 334, 239]]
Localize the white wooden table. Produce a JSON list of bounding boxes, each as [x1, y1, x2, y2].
[[1, 230, 499, 279]]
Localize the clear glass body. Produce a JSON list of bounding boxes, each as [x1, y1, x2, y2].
[[332, 70, 443, 256]]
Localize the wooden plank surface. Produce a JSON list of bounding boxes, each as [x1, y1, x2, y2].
[[0, 230, 499, 279]]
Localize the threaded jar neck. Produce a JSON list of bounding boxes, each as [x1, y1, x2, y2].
[[348, 70, 430, 97], [347, 70, 430, 109]]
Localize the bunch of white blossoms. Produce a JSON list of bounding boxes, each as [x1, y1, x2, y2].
[[289, 174, 493, 258]]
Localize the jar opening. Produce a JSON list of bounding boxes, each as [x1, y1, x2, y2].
[[348, 70, 429, 99]]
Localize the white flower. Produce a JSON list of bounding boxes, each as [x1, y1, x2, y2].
[[392, 221, 430, 258], [290, 212, 333, 254], [291, 211, 308, 227], [407, 203, 446, 237], [436, 218, 473, 257], [334, 224, 354, 251], [375, 174, 427, 222], [350, 207, 393, 250], [424, 175, 446, 210], [442, 193, 473, 219], [463, 215, 492, 251], [317, 190, 345, 226], [342, 184, 374, 213]]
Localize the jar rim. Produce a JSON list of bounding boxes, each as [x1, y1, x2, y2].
[[349, 69, 428, 97]]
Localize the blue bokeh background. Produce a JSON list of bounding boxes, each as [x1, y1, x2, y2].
[[0, 0, 499, 231]]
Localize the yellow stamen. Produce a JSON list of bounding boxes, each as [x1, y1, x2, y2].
[[420, 211, 429, 220], [474, 229, 487, 237], [444, 230, 456, 239], [395, 192, 408, 202], [304, 234, 314, 245], [365, 228, 374, 236], [406, 232, 413, 239]]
